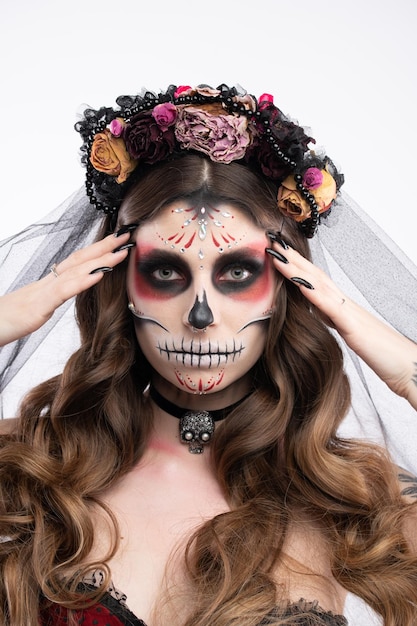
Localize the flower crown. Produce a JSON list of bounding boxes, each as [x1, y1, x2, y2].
[[76, 84, 344, 238]]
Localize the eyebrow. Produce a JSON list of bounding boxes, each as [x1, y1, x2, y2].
[[136, 249, 190, 272]]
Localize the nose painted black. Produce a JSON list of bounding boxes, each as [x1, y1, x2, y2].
[[188, 290, 214, 329]]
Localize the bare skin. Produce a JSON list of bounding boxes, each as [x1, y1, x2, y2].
[[0, 231, 131, 346], [90, 405, 349, 625], [86, 426, 417, 625]]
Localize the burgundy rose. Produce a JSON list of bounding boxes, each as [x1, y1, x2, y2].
[[152, 102, 177, 131], [245, 138, 292, 180], [175, 106, 251, 164], [124, 112, 176, 164]]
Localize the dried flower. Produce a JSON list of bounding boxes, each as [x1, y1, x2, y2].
[[174, 85, 192, 98], [175, 106, 251, 164], [124, 112, 176, 164], [302, 167, 323, 190], [90, 129, 137, 183], [81, 83, 343, 227], [108, 118, 125, 137], [152, 103, 177, 131], [277, 170, 337, 222]]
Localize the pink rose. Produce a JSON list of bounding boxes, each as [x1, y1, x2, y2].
[[152, 102, 177, 131], [302, 168, 323, 190], [259, 93, 274, 104], [174, 85, 192, 98], [175, 107, 251, 164], [108, 118, 125, 137]]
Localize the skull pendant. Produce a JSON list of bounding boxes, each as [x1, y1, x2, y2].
[[179, 410, 215, 454]]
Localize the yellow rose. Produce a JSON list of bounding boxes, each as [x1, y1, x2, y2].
[[277, 170, 337, 222], [90, 129, 137, 183]]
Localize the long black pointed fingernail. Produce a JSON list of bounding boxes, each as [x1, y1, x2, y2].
[[266, 231, 290, 250], [265, 247, 289, 264], [291, 277, 314, 290], [114, 224, 139, 237], [90, 266, 113, 275], [113, 242, 136, 253]]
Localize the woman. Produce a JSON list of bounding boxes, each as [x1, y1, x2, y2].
[[0, 84, 416, 626]]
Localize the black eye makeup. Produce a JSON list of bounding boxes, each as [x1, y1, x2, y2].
[[214, 251, 265, 294], [136, 251, 191, 294], [135, 248, 266, 296]]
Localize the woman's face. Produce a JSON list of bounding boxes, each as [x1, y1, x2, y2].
[[127, 201, 278, 395]]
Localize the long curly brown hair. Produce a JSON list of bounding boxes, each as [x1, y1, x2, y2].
[[0, 155, 416, 626]]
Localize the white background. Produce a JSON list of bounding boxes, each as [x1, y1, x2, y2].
[[1, 0, 416, 263]]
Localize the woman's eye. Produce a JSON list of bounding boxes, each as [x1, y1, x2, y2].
[[151, 267, 183, 281], [215, 258, 263, 294], [221, 266, 252, 281]]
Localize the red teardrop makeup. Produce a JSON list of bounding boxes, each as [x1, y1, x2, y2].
[[126, 202, 278, 397]]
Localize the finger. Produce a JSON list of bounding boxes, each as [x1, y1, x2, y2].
[[46, 247, 131, 305], [45, 235, 136, 307], [51, 233, 135, 277], [51, 231, 132, 276], [266, 243, 348, 316]]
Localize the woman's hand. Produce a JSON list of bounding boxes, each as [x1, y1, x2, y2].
[[0, 230, 135, 347], [266, 235, 417, 410]]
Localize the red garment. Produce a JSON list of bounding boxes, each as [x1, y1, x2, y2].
[[39, 591, 146, 626]]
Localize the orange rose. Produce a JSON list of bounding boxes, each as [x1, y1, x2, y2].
[[277, 170, 337, 222], [90, 129, 137, 183]]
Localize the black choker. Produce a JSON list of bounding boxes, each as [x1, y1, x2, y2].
[[149, 385, 248, 454]]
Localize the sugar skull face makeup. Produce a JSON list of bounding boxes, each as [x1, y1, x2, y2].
[[126, 202, 278, 395]]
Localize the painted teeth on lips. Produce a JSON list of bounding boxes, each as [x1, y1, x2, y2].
[[156, 340, 245, 368]]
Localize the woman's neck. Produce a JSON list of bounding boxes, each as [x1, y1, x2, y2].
[[145, 373, 252, 458]]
